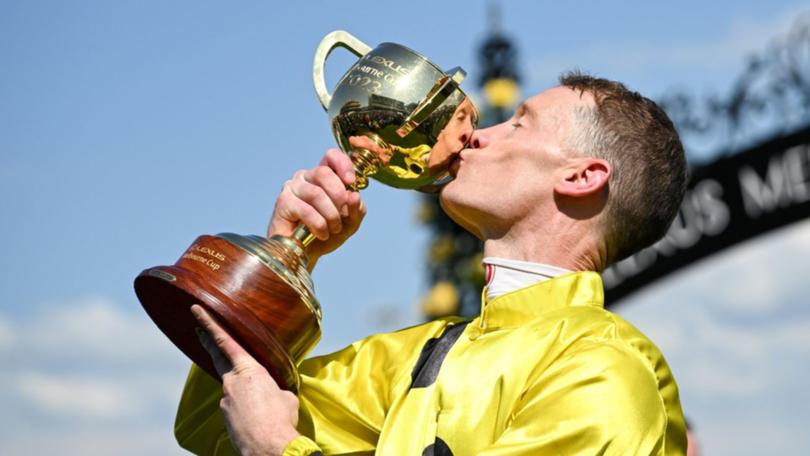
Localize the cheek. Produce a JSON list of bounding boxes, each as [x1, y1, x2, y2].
[[477, 159, 529, 199]]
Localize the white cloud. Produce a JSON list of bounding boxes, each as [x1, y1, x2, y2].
[[23, 295, 181, 363], [0, 296, 191, 455], [16, 371, 145, 419]]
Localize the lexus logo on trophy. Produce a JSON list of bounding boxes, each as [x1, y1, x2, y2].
[[134, 30, 477, 391]]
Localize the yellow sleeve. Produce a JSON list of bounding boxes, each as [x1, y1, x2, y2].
[[477, 340, 687, 456], [174, 320, 450, 456], [282, 436, 323, 456], [174, 365, 239, 455]]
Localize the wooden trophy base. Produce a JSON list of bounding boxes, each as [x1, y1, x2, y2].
[[134, 234, 321, 392]]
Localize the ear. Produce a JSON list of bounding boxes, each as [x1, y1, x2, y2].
[[554, 158, 611, 197]]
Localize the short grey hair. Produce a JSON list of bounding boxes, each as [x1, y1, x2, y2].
[[559, 72, 688, 266]]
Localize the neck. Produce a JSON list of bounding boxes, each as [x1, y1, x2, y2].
[[481, 215, 606, 271]]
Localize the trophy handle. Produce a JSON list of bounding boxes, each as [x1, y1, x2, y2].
[[312, 30, 372, 111]]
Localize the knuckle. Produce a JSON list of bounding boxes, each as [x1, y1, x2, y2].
[[327, 183, 347, 202], [337, 151, 352, 164], [298, 183, 319, 200], [334, 189, 348, 206], [279, 205, 298, 223], [325, 148, 342, 161], [280, 192, 304, 213], [280, 182, 295, 198], [233, 362, 262, 377], [232, 364, 250, 377], [316, 189, 335, 208], [276, 191, 292, 207], [221, 377, 235, 396], [313, 165, 333, 180], [213, 335, 229, 348]]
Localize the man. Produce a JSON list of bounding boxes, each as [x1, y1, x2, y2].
[[175, 72, 689, 455]]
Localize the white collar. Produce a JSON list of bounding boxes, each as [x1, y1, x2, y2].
[[483, 257, 571, 301]]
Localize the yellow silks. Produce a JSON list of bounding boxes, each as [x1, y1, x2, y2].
[[175, 271, 687, 455]]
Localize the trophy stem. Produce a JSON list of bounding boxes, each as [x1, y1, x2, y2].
[[292, 225, 316, 248], [348, 147, 382, 191]]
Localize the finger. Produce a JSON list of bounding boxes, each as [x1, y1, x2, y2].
[[304, 165, 350, 219], [191, 305, 254, 370], [290, 181, 343, 235], [343, 191, 366, 233], [275, 185, 330, 239], [196, 325, 233, 377], [321, 149, 355, 187]]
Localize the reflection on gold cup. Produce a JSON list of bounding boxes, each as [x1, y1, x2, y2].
[[134, 30, 477, 391], [316, 31, 478, 190]]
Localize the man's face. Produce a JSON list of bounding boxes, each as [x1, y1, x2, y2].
[[439, 86, 591, 238], [427, 98, 477, 175]]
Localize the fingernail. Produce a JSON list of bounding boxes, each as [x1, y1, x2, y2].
[[345, 171, 354, 182], [359, 200, 366, 212], [190, 305, 202, 318], [340, 204, 349, 217]]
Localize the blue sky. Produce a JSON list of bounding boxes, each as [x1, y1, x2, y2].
[[2, 1, 809, 454]]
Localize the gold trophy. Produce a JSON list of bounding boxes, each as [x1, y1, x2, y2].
[[134, 30, 477, 391]]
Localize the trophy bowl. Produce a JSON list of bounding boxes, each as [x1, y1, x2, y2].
[[134, 30, 477, 392], [314, 31, 478, 191]]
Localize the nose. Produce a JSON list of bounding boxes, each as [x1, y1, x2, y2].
[[469, 128, 490, 149], [458, 120, 473, 148]]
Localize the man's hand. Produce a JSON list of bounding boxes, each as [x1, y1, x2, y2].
[[268, 149, 366, 269], [192, 304, 300, 456]]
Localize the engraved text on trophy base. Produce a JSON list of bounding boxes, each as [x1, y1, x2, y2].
[[181, 244, 227, 271]]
